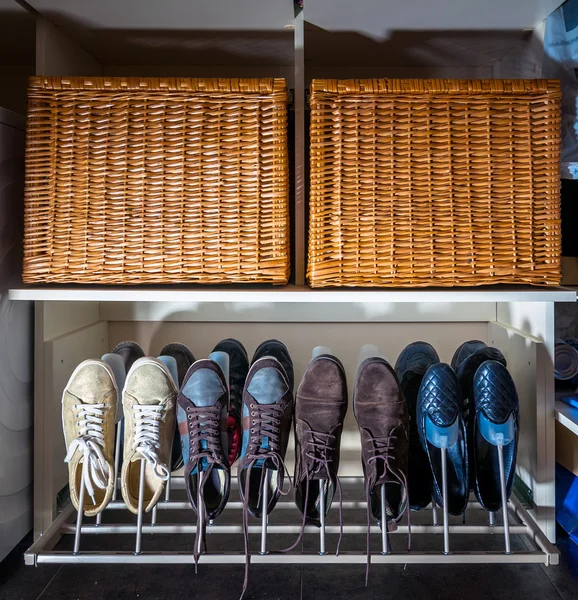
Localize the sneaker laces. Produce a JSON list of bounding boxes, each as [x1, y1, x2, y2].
[[282, 430, 343, 554], [238, 402, 292, 600], [186, 403, 227, 569], [132, 404, 170, 481], [363, 430, 411, 586], [64, 403, 110, 506]]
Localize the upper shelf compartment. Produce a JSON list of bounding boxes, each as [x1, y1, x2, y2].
[[26, 0, 296, 68], [307, 0, 564, 34], [8, 284, 577, 303]]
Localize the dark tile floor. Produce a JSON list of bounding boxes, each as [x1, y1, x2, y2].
[[1, 528, 576, 600]]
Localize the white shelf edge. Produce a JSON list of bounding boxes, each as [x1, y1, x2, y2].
[[8, 285, 578, 303], [556, 400, 578, 437]]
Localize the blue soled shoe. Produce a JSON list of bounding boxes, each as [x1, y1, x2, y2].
[[395, 341, 440, 511], [177, 359, 231, 519], [238, 340, 294, 518], [417, 363, 469, 516], [452, 340, 506, 488], [472, 360, 519, 512]]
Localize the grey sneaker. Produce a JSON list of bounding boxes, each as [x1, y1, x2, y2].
[[121, 358, 177, 514], [62, 360, 118, 516]]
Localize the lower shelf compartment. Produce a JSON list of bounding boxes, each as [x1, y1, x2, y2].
[[25, 478, 558, 567]]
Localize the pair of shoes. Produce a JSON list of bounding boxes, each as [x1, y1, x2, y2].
[[62, 354, 176, 516], [452, 341, 519, 513], [396, 340, 519, 516], [290, 354, 408, 535], [285, 352, 408, 588], [177, 339, 289, 523], [177, 339, 293, 595]]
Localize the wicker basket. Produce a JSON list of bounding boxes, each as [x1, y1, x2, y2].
[[308, 79, 562, 288], [23, 77, 290, 284]]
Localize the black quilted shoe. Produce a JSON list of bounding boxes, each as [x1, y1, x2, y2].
[[211, 338, 249, 465], [417, 363, 468, 516], [159, 343, 196, 471], [395, 342, 439, 511], [452, 341, 506, 488], [472, 361, 519, 512]]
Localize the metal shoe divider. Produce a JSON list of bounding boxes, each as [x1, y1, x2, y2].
[[24, 475, 558, 566]]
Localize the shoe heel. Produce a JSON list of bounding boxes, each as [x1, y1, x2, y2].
[[425, 417, 459, 555], [479, 414, 516, 553]]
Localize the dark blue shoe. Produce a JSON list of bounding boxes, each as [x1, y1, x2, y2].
[[159, 343, 196, 471], [472, 360, 519, 512], [452, 341, 506, 488], [417, 363, 468, 516], [395, 341, 440, 511], [211, 338, 249, 465]]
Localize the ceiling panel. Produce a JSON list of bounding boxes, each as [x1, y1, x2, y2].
[[308, 0, 565, 37], [26, 0, 296, 31]]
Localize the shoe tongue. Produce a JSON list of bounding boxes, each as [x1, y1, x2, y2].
[[182, 365, 225, 407], [247, 367, 288, 405]]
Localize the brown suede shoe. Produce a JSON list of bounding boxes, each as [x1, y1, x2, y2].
[[354, 356, 410, 579], [293, 354, 347, 529]]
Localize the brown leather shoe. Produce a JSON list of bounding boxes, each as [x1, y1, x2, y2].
[[354, 356, 410, 580], [286, 354, 347, 551]]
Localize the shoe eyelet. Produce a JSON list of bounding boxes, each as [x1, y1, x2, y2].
[[250, 404, 254, 409], [251, 412, 255, 417], [250, 429, 255, 433], [188, 415, 192, 420], [186, 407, 191, 412]]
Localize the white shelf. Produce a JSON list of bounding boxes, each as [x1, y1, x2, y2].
[[8, 284, 577, 303], [556, 400, 578, 437]]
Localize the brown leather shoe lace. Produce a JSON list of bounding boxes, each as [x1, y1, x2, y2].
[[238, 402, 292, 600], [186, 404, 227, 569], [363, 430, 411, 585], [282, 429, 344, 554]]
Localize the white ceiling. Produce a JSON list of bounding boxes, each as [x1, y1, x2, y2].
[[0, 0, 35, 65]]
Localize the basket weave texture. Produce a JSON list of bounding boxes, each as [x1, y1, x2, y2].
[[23, 77, 290, 284], [308, 79, 562, 287]]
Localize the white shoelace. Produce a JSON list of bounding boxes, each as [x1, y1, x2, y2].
[[64, 403, 110, 505], [133, 404, 170, 480]]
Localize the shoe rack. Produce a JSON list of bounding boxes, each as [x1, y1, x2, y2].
[[8, 0, 578, 572]]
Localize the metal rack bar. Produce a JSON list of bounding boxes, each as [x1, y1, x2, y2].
[[32, 551, 552, 566], [24, 483, 559, 567], [60, 523, 529, 535]]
